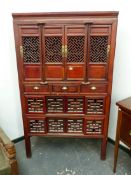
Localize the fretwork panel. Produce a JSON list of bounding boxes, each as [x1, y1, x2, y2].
[[90, 36, 108, 63], [45, 36, 62, 63], [86, 120, 103, 135], [67, 36, 84, 63], [67, 97, 84, 113], [87, 98, 104, 115], [46, 97, 64, 113], [67, 119, 83, 133], [48, 119, 65, 133], [27, 98, 44, 113], [22, 36, 40, 63], [29, 120, 45, 133]]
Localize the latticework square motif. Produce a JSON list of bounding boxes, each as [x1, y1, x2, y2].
[[67, 36, 84, 63], [90, 36, 108, 63], [22, 36, 40, 63], [45, 36, 62, 63]]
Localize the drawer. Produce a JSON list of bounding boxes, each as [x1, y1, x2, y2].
[[85, 119, 104, 135], [28, 118, 46, 134], [52, 84, 79, 93], [81, 83, 107, 93], [24, 84, 50, 93], [120, 112, 131, 147]]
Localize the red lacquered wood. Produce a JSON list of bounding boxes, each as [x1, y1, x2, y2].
[[12, 12, 118, 159]]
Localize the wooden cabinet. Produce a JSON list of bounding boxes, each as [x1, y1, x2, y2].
[[12, 12, 118, 159]]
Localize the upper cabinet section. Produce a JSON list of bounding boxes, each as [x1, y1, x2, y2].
[[13, 12, 118, 83]]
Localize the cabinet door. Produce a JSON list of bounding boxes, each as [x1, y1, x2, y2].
[[65, 25, 86, 80], [88, 25, 111, 81], [19, 25, 42, 82], [43, 25, 64, 80]]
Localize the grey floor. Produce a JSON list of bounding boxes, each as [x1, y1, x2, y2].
[[15, 137, 131, 175]]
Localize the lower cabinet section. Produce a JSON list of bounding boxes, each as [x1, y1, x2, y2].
[[27, 117, 104, 136]]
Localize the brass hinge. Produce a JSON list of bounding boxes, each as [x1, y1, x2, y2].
[[65, 45, 68, 57], [62, 45, 65, 57], [107, 44, 110, 57], [20, 46, 23, 57]]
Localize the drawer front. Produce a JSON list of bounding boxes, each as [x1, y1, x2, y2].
[[120, 112, 131, 147], [86, 97, 106, 115], [24, 84, 50, 93], [85, 119, 104, 135], [25, 96, 45, 114], [28, 118, 46, 134], [81, 83, 107, 93], [67, 119, 83, 133], [52, 84, 79, 93], [48, 118, 65, 133]]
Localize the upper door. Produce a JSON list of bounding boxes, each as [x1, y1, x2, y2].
[[19, 25, 42, 82], [87, 24, 111, 81], [65, 25, 87, 81], [43, 25, 65, 81]]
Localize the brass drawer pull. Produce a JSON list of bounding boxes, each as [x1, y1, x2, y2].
[[129, 130, 131, 136], [91, 86, 96, 90], [62, 86, 68, 90], [40, 81, 48, 85], [33, 86, 39, 90], [69, 66, 73, 70], [81, 82, 90, 85]]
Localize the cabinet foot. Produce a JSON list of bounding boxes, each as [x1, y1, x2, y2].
[[101, 138, 107, 160], [25, 136, 32, 158]]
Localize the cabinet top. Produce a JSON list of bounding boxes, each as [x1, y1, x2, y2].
[[116, 97, 131, 114], [12, 11, 119, 18]]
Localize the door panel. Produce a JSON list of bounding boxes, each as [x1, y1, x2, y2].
[[19, 26, 42, 81], [66, 65, 84, 80], [88, 25, 111, 81], [43, 26, 64, 80], [65, 25, 86, 80], [88, 64, 107, 80], [45, 66, 64, 80], [24, 65, 41, 81]]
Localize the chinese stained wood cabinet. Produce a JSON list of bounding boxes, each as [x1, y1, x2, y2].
[[12, 12, 118, 159]]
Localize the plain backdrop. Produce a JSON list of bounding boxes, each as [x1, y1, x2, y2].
[[0, 0, 131, 142]]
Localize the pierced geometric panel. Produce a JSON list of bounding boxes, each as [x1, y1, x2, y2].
[[46, 97, 64, 113], [67, 36, 84, 63], [90, 36, 108, 63], [87, 98, 104, 115], [86, 120, 103, 135], [45, 36, 62, 63], [67, 119, 83, 133], [48, 119, 65, 133], [27, 98, 44, 113], [22, 36, 40, 63], [29, 120, 45, 133], [67, 97, 84, 113]]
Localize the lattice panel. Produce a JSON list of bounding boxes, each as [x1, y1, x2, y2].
[[22, 36, 40, 63], [86, 120, 103, 134], [90, 36, 108, 63], [45, 36, 62, 63], [67, 119, 83, 133], [46, 97, 64, 113], [67, 36, 84, 63], [27, 98, 44, 113], [29, 120, 45, 133], [48, 119, 65, 133], [67, 97, 84, 113], [87, 98, 104, 115]]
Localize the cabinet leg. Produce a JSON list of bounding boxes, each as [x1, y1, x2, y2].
[[101, 137, 107, 160], [25, 136, 31, 158]]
